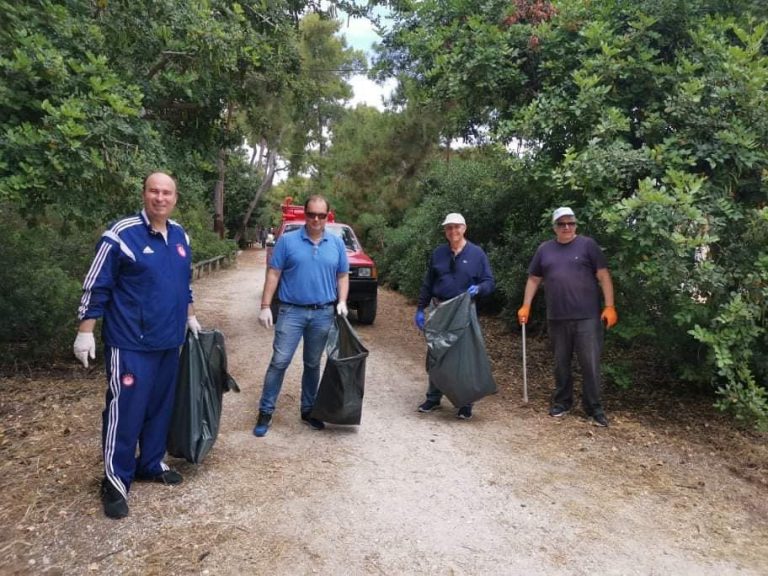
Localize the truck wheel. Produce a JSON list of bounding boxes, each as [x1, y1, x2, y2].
[[356, 299, 376, 325]]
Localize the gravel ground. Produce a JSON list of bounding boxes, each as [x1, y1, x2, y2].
[[1, 248, 767, 575]]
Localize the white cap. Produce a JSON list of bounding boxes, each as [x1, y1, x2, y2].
[[441, 213, 466, 227], [552, 206, 575, 223]]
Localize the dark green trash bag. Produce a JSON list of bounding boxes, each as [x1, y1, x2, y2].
[[167, 329, 240, 464], [310, 315, 369, 425], [425, 292, 497, 407]]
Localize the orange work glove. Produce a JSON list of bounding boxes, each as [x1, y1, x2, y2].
[[601, 306, 618, 329], [517, 305, 530, 325]]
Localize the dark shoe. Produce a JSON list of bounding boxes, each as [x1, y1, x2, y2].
[[592, 413, 609, 427], [136, 469, 183, 485], [418, 399, 441, 413], [549, 405, 570, 418], [253, 411, 272, 437], [101, 478, 129, 520], [457, 405, 473, 420], [301, 411, 325, 430]]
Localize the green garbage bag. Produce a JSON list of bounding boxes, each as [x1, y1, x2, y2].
[[167, 329, 239, 463], [425, 292, 497, 407], [310, 315, 369, 425]]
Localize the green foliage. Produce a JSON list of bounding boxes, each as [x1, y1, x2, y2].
[[313, 102, 442, 247], [691, 292, 768, 431], [0, 209, 85, 367], [179, 200, 238, 263], [0, 1, 359, 371], [376, 151, 515, 300], [602, 361, 635, 391], [377, 0, 768, 428]]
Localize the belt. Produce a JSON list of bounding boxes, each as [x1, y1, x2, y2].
[[284, 301, 335, 310]]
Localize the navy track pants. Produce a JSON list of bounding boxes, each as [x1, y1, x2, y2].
[[102, 345, 179, 499]]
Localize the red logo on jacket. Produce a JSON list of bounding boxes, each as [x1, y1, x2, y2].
[[121, 373, 135, 387], [176, 244, 187, 258]]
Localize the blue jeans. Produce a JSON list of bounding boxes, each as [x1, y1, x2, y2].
[[259, 304, 335, 414], [548, 317, 604, 416]]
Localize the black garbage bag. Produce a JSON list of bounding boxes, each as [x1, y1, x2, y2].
[[167, 329, 240, 464], [310, 315, 369, 425], [425, 292, 497, 407]]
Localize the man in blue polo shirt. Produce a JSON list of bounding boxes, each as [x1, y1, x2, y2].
[[254, 195, 350, 436], [414, 212, 495, 420]]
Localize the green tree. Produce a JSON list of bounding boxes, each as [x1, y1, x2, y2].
[[376, 0, 768, 428]]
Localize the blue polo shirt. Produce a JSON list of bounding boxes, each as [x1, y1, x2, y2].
[[269, 226, 349, 305]]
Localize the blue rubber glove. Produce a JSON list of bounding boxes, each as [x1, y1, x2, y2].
[[414, 310, 425, 331], [467, 284, 479, 297]]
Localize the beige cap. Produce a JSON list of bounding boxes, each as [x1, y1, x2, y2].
[[441, 213, 466, 227]]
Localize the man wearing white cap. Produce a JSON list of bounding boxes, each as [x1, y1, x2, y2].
[[414, 212, 495, 420], [517, 207, 617, 427]]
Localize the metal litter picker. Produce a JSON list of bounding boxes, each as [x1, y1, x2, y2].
[[522, 323, 528, 403]]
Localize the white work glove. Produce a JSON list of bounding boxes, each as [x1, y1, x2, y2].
[[187, 315, 202, 339], [258, 307, 273, 329], [73, 331, 96, 368], [336, 302, 348, 317]]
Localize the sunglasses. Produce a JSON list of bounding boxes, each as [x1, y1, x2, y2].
[[555, 221, 576, 228], [306, 212, 328, 220]]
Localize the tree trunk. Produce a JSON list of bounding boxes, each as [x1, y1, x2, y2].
[[213, 147, 227, 239], [234, 147, 278, 244], [255, 137, 267, 171], [213, 105, 234, 239]]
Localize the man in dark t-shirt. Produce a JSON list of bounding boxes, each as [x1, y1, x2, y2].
[[517, 207, 617, 427]]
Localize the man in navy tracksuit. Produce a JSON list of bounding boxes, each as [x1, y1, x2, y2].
[[414, 212, 495, 420], [73, 172, 202, 519]]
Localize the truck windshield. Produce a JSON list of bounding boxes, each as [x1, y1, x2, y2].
[[283, 224, 360, 251]]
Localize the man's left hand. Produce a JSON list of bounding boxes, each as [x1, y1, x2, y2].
[[187, 315, 202, 339], [467, 285, 479, 297], [601, 306, 618, 329], [336, 302, 348, 317]]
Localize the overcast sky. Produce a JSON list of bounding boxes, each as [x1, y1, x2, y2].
[[336, 10, 397, 110]]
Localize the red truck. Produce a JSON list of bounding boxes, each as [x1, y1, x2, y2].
[[266, 198, 378, 324]]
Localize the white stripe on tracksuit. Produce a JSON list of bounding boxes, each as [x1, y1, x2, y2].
[[77, 217, 142, 320], [78, 242, 112, 319], [104, 346, 127, 499]]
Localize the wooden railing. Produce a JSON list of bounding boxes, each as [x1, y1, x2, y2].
[[191, 252, 237, 281]]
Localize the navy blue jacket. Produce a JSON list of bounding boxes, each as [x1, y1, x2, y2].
[[78, 210, 193, 351], [417, 241, 495, 310]]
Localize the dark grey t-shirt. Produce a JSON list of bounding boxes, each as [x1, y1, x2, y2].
[[528, 235, 608, 320]]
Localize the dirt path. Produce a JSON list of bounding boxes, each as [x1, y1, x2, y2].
[[2, 248, 767, 575]]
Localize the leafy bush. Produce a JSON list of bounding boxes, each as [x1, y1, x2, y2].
[[0, 210, 85, 368]]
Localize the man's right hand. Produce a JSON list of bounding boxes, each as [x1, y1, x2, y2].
[[414, 310, 425, 331], [258, 307, 273, 329], [73, 332, 96, 368], [517, 305, 530, 325]]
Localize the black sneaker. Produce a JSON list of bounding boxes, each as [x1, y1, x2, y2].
[[136, 469, 183, 485], [592, 413, 609, 427], [101, 478, 129, 520], [549, 405, 570, 418], [253, 411, 272, 437], [301, 411, 325, 430], [457, 405, 473, 420], [418, 399, 441, 413]]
